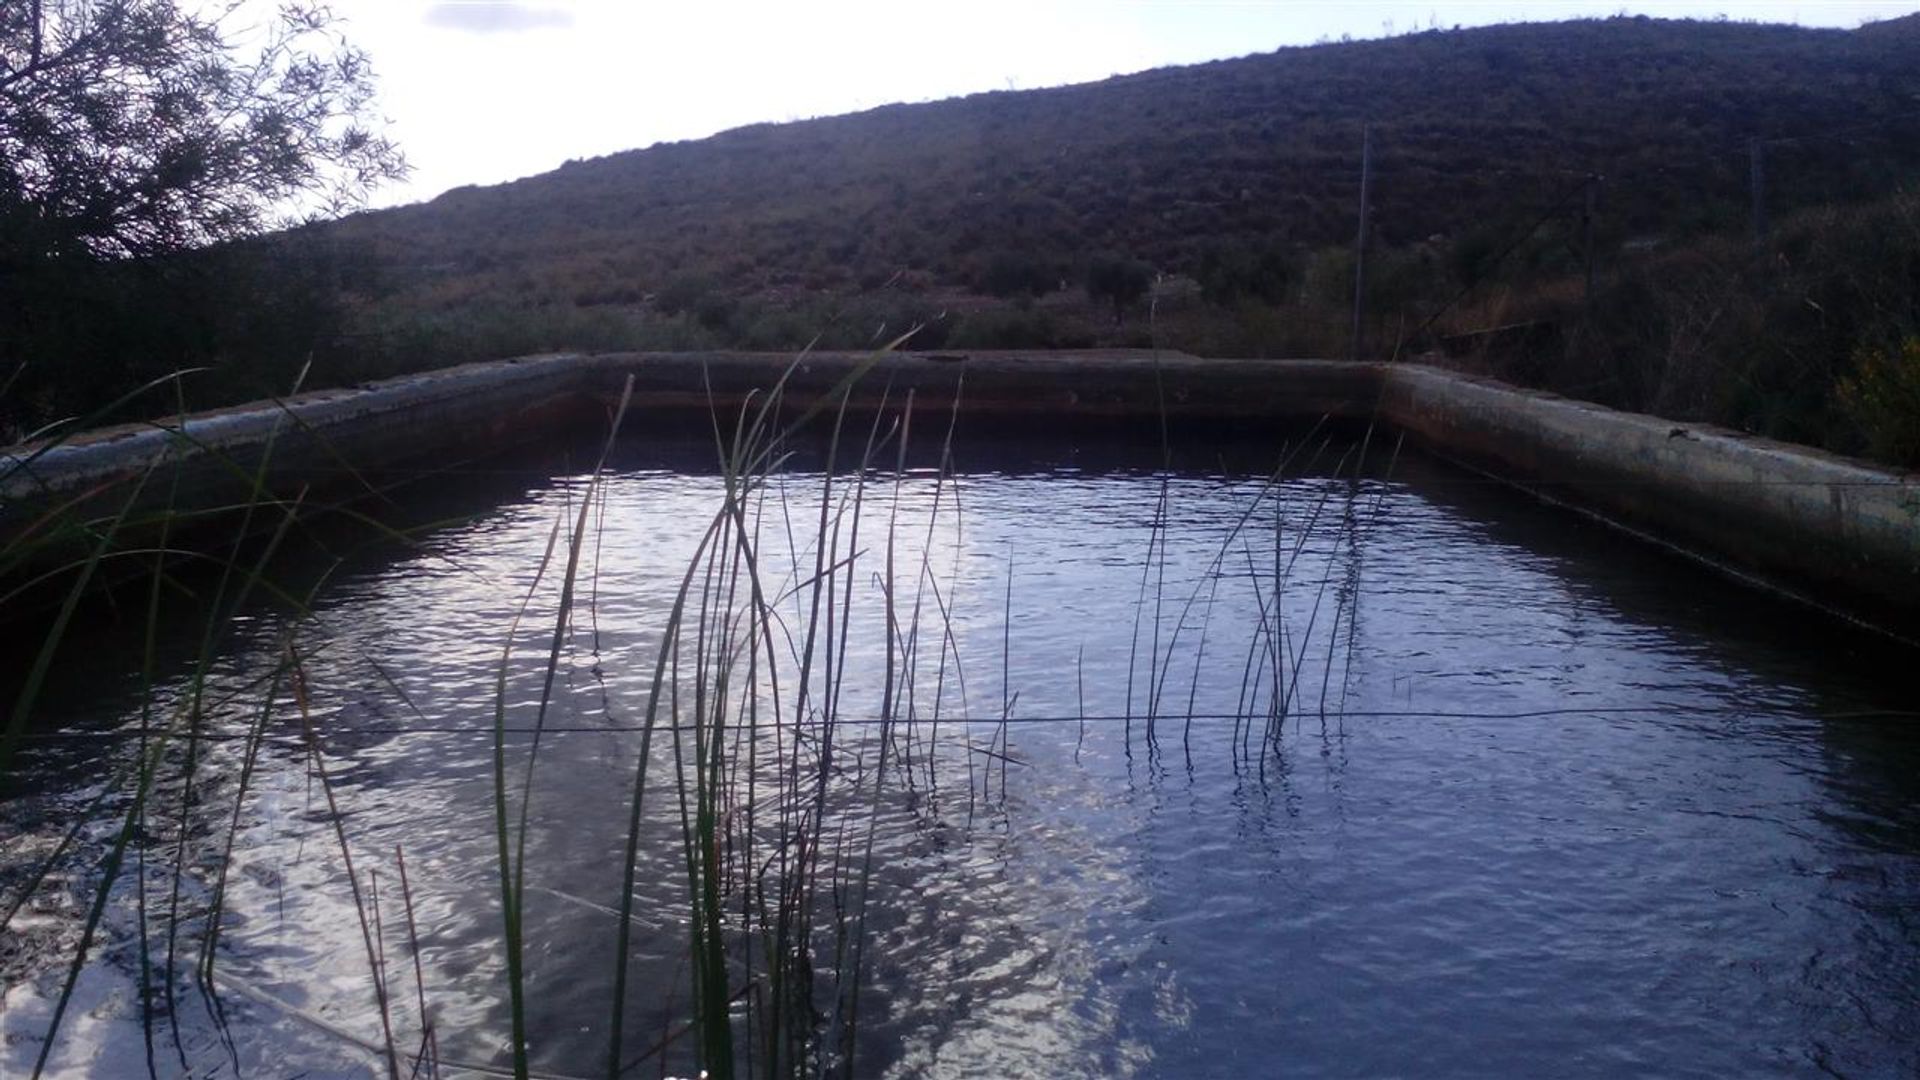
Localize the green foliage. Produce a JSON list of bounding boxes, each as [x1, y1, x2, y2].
[[692, 292, 739, 332], [1085, 254, 1153, 321], [13, 13, 1920, 469], [345, 301, 720, 380], [654, 274, 719, 316], [1299, 247, 1357, 308], [1485, 187, 1920, 460], [0, 0, 403, 435], [1837, 337, 1920, 467], [0, 233, 369, 437], [978, 250, 1062, 299], [1448, 225, 1506, 288], [329, 15, 1920, 330], [1196, 244, 1295, 307], [0, 1, 405, 258], [947, 307, 1092, 349]]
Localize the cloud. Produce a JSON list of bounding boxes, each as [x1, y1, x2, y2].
[[424, 2, 574, 34]]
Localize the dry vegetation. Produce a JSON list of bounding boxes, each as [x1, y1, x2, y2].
[[7, 14, 1920, 463]]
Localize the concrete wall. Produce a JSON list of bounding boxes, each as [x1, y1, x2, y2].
[[575, 350, 1381, 421], [0, 348, 1377, 552], [1376, 365, 1920, 638], [0, 353, 596, 574], [4, 349, 1913, 637]]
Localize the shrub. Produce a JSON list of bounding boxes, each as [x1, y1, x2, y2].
[[1085, 254, 1153, 323], [654, 274, 719, 316], [1195, 244, 1294, 307], [948, 308, 1073, 349], [978, 251, 1061, 299], [1836, 337, 1920, 467]]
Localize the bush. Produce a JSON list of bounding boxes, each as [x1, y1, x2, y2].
[[1196, 244, 1294, 306], [693, 293, 738, 332], [948, 308, 1084, 349], [654, 274, 719, 316], [978, 251, 1061, 299], [1085, 254, 1153, 322], [1837, 337, 1920, 467], [0, 235, 365, 435]]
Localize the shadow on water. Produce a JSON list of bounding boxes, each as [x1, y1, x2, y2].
[[1395, 450, 1920, 850]]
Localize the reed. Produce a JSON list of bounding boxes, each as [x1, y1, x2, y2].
[[3, 342, 1404, 1080], [3, 366, 474, 1077]]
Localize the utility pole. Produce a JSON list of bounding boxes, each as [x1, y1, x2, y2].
[[1582, 174, 1600, 313], [1749, 137, 1768, 245], [1350, 125, 1373, 362]]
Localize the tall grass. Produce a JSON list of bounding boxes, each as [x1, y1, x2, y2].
[[1, 366, 475, 1078], [2, 346, 1401, 1079]]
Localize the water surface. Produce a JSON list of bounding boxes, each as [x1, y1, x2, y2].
[[4, 431, 1916, 1078]]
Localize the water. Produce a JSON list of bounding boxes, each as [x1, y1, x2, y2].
[[4, 429, 1917, 1078]]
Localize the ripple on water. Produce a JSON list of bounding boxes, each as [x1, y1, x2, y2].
[[4, 442, 1917, 1078]]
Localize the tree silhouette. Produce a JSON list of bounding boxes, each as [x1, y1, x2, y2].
[[0, 1, 405, 435], [0, 0, 406, 261]]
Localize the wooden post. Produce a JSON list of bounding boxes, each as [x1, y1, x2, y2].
[[1350, 125, 1373, 362]]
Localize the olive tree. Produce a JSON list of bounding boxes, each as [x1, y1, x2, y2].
[[0, 0, 407, 260]]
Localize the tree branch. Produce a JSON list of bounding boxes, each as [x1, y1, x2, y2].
[[28, 0, 43, 71]]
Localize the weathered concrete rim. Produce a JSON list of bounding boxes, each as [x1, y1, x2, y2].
[[0, 352, 592, 498], [1375, 362, 1919, 641], [3, 348, 1915, 641]]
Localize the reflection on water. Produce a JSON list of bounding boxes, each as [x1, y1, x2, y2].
[[3, 431, 1918, 1078]]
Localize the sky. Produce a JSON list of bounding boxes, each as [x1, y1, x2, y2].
[[302, 0, 1920, 208]]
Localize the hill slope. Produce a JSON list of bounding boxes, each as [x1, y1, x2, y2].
[[12, 16, 1917, 466], [332, 15, 1920, 311]]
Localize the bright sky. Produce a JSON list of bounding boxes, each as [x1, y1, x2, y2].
[[311, 0, 1920, 208]]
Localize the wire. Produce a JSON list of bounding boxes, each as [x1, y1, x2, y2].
[[13, 707, 1917, 744], [1394, 174, 1596, 355]]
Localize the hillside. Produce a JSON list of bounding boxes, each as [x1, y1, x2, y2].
[[8, 15, 1919, 466], [330, 16, 1920, 312]]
